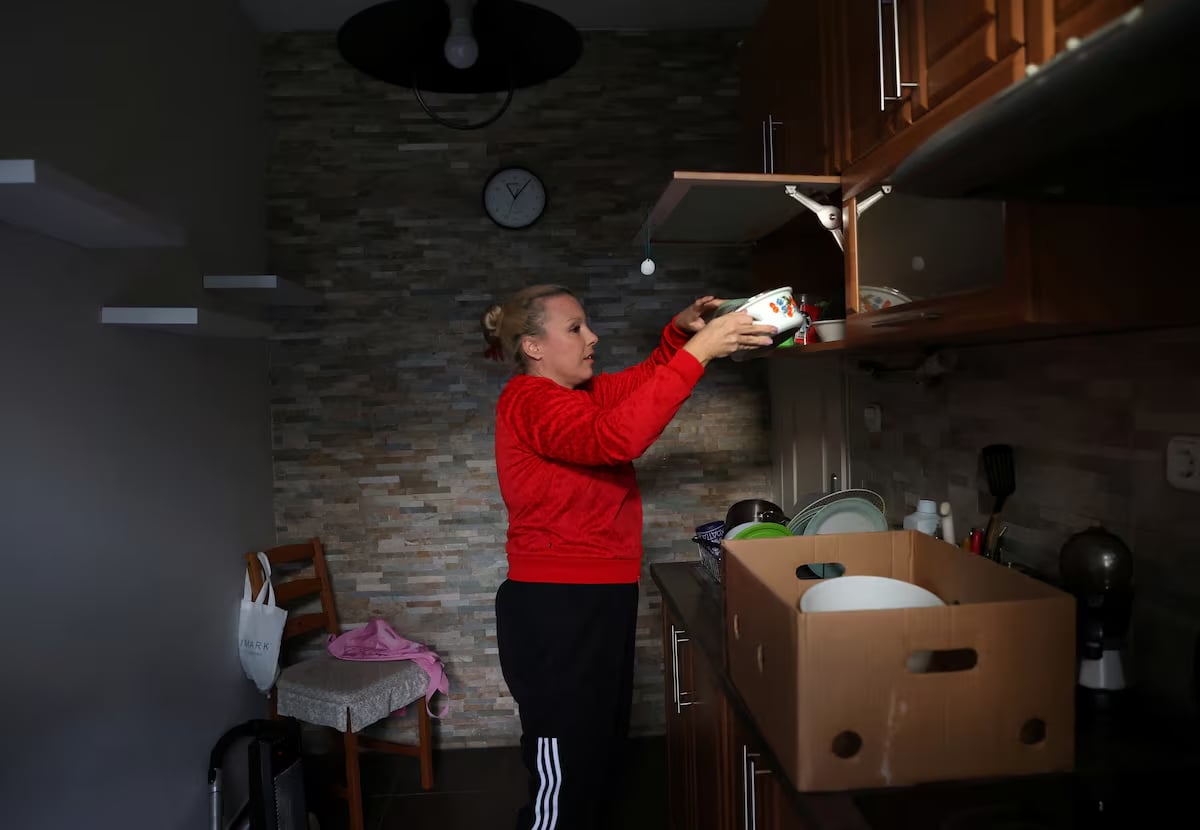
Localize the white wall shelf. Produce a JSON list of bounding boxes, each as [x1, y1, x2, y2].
[[202, 274, 322, 306], [0, 159, 185, 248], [100, 306, 270, 338]]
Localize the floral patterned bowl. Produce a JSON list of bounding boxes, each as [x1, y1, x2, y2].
[[736, 286, 804, 334]]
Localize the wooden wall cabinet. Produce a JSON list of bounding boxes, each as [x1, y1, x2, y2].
[[828, 0, 915, 168], [843, 195, 1200, 347], [909, 0, 1026, 116], [834, 0, 1027, 193], [738, 0, 1145, 183], [640, 0, 1182, 358], [738, 0, 840, 175], [1025, 0, 1141, 64]]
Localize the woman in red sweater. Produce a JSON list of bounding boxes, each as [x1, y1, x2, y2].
[[481, 284, 774, 830]]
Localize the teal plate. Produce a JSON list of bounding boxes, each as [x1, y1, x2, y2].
[[802, 498, 887, 536]]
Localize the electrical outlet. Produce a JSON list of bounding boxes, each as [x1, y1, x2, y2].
[[1166, 436, 1200, 492], [864, 404, 882, 434]]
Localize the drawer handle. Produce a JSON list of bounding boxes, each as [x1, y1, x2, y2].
[[733, 613, 741, 640], [756, 643, 765, 673]]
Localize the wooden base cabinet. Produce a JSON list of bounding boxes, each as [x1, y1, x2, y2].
[[663, 607, 730, 830], [662, 605, 812, 829], [730, 713, 814, 830]]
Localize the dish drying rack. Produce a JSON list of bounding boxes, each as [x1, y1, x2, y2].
[[696, 539, 723, 584]]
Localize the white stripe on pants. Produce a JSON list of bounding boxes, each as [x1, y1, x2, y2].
[[533, 737, 562, 830]]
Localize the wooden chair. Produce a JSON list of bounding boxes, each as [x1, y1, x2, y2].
[[245, 538, 435, 830]]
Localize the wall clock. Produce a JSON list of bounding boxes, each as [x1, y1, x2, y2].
[[482, 166, 547, 229]]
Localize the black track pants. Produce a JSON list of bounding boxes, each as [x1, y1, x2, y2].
[[496, 579, 639, 830]]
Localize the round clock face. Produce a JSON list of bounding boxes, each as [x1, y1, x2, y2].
[[482, 167, 546, 229]]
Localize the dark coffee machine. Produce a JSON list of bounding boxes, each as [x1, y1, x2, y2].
[[1059, 526, 1134, 693]]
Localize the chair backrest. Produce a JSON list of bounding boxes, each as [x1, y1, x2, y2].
[[245, 537, 341, 644]]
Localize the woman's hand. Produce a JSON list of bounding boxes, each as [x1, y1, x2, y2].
[[672, 295, 725, 334], [682, 312, 778, 366]]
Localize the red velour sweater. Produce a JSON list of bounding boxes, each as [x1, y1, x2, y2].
[[495, 322, 705, 584]]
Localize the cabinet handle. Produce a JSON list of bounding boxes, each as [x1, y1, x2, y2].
[[761, 120, 768, 173], [878, 0, 919, 111], [742, 747, 771, 830], [762, 114, 782, 173], [742, 745, 752, 830], [670, 625, 694, 714], [767, 115, 775, 174]]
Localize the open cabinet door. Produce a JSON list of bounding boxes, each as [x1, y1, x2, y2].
[[767, 355, 848, 516]]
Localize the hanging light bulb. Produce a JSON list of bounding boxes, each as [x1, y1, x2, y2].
[[640, 224, 656, 275], [443, 0, 479, 69]]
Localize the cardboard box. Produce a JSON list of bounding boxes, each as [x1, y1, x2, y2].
[[723, 531, 1075, 792]]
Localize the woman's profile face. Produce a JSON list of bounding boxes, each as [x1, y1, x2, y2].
[[523, 295, 599, 388]]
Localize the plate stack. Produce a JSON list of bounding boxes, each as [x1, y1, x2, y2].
[[786, 489, 888, 535]]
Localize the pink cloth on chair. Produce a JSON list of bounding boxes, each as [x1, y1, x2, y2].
[[327, 618, 449, 717]]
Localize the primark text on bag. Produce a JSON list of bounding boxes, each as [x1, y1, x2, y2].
[[238, 552, 288, 693]]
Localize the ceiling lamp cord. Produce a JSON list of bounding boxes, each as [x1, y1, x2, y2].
[[412, 71, 515, 130]]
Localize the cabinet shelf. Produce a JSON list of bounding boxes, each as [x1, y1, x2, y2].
[[0, 159, 184, 248], [100, 306, 270, 338], [638, 171, 839, 245], [203, 275, 322, 306]]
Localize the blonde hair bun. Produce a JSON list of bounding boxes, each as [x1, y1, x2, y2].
[[480, 303, 504, 345]]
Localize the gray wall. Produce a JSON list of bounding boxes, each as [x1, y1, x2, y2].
[[0, 2, 274, 827], [846, 326, 1200, 717], [263, 31, 772, 747]]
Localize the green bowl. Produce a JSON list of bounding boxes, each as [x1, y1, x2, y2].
[[730, 521, 794, 541]]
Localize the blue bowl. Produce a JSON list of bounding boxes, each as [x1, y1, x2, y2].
[[695, 520, 725, 544]]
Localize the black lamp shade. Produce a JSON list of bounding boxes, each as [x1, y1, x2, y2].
[[337, 0, 583, 93]]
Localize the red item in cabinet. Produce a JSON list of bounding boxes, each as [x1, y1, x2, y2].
[[797, 293, 821, 344]]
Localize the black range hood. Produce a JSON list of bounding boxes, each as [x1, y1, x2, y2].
[[889, 1, 1200, 204]]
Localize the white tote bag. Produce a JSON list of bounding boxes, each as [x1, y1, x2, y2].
[[238, 552, 288, 693]]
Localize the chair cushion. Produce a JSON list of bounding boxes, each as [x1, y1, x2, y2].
[[276, 656, 430, 733]]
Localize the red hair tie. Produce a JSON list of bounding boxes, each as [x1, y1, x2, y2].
[[482, 343, 503, 362]]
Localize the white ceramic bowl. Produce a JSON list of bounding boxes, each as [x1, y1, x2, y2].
[[799, 575, 944, 614], [737, 286, 804, 333], [811, 319, 846, 342]]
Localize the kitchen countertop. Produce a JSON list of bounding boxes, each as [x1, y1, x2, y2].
[[650, 560, 1200, 829]]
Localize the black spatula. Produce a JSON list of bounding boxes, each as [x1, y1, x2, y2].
[[981, 444, 1015, 560]]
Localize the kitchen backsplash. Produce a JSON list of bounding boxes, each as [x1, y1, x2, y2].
[[263, 31, 768, 747], [846, 325, 1200, 715]]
